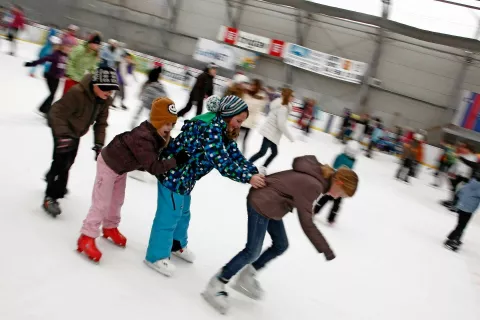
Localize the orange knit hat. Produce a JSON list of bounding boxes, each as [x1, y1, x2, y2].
[[150, 97, 178, 129]]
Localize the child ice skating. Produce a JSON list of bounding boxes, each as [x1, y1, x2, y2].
[[314, 140, 359, 224], [25, 37, 73, 115], [395, 135, 422, 183], [44, 67, 119, 216], [145, 95, 266, 277], [444, 177, 480, 252], [202, 156, 358, 314], [77, 97, 189, 262]]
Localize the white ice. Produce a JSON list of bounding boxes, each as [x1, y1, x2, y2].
[[0, 40, 479, 320]]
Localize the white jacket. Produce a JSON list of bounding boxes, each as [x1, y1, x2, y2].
[[452, 153, 476, 178], [259, 98, 294, 145], [242, 92, 267, 129]]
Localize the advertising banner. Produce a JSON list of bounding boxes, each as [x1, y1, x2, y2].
[[452, 90, 480, 132], [217, 26, 285, 57], [283, 43, 367, 84], [193, 38, 236, 70]]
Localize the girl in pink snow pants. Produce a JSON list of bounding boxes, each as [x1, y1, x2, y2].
[[77, 97, 190, 262]]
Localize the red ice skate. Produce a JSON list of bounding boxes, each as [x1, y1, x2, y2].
[[102, 228, 127, 247], [77, 234, 102, 262]]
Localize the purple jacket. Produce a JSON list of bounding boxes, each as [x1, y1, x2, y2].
[[29, 50, 68, 79]]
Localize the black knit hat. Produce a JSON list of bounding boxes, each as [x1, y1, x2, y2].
[[91, 67, 120, 91], [89, 34, 101, 45]]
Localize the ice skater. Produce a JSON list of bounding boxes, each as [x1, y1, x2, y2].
[[144, 95, 266, 277], [5, 4, 24, 56], [239, 79, 267, 155], [131, 66, 166, 129], [314, 140, 359, 224], [395, 136, 422, 183], [177, 63, 216, 118], [77, 97, 189, 262], [24, 37, 73, 115], [432, 141, 457, 188], [297, 98, 316, 140], [29, 25, 58, 77], [43, 67, 119, 216], [202, 156, 358, 314], [248, 88, 295, 174], [444, 177, 480, 252]]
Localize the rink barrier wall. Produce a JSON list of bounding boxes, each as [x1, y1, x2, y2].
[[2, 23, 443, 168]]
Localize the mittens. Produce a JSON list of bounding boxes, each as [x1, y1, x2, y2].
[[174, 150, 190, 166], [92, 144, 103, 161]]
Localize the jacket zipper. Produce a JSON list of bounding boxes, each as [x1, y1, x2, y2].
[[170, 193, 176, 210]]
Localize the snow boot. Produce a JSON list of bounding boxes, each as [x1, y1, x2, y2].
[[172, 246, 195, 263], [232, 265, 264, 300], [42, 197, 61, 217], [144, 258, 176, 277], [102, 228, 127, 247], [202, 273, 230, 314], [77, 234, 102, 262]]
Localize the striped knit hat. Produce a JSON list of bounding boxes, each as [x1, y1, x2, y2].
[[205, 95, 248, 117]]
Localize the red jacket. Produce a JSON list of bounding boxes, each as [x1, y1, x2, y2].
[[10, 11, 25, 29]]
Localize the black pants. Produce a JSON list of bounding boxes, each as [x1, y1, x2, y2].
[[249, 137, 278, 168], [366, 139, 376, 157], [178, 96, 204, 118], [433, 162, 451, 186], [396, 158, 414, 182], [45, 138, 80, 200], [39, 75, 60, 114], [447, 210, 473, 241], [239, 127, 250, 155], [314, 194, 342, 223], [7, 27, 18, 54]]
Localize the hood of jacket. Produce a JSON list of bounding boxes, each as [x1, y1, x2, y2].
[[79, 74, 95, 101], [292, 155, 325, 183]]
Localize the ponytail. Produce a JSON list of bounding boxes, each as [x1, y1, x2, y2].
[[321, 165, 335, 179]]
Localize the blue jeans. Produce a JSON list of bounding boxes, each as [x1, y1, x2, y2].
[[220, 202, 289, 280], [145, 182, 191, 263]]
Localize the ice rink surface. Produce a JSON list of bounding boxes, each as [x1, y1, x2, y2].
[[0, 40, 479, 320]]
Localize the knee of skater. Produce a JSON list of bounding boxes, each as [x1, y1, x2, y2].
[[244, 247, 262, 263], [273, 241, 289, 255]]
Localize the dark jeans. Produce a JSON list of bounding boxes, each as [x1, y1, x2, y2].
[[249, 137, 278, 168], [314, 194, 342, 223], [39, 75, 60, 114], [447, 210, 473, 241], [396, 158, 414, 182], [239, 127, 250, 155], [220, 202, 289, 281], [366, 139, 376, 157], [113, 82, 125, 107], [178, 96, 204, 118], [45, 137, 80, 200]]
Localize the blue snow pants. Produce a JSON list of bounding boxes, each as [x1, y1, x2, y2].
[[145, 181, 191, 263]]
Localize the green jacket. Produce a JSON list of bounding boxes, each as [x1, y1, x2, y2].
[[66, 44, 99, 82]]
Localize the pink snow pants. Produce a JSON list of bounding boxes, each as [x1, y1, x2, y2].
[[81, 154, 127, 238]]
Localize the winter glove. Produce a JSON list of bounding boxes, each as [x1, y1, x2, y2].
[[55, 137, 74, 153], [173, 150, 190, 166], [92, 144, 103, 161], [24, 62, 34, 67]]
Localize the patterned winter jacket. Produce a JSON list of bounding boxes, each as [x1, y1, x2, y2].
[[158, 115, 259, 195]]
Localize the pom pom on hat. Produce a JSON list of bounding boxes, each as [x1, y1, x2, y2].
[[205, 95, 248, 118], [150, 97, 178, 129]]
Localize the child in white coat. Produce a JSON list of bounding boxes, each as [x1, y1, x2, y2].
[[249, 88, 295, 172]]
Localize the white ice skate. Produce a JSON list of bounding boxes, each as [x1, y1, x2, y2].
[[144, 258, 176, 277], [231, 265, 264, 300], [172, 246, 195, 263], [202, 273, 229, 314]]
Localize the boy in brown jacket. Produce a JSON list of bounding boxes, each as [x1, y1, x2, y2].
[[202, 155, 359, 314], [43, 67, 119, 216]]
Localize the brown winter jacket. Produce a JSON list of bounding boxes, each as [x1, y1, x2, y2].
[[247, 155, 335, 260], [101, 121, 177, 175], [49, 74, 112, 145]]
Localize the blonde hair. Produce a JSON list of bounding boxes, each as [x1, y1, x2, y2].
[[224, 84, 244, 99], [333, 167, 359, 197]]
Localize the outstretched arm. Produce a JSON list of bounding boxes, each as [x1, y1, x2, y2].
[[202, 123, 254, 183]]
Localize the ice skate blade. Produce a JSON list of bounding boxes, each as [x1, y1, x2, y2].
[[101, 235, 126, 248], [201, 291, 228, 315], [75, 249, 101, 263], [143, 260, 174, 277], [444, 244, 459, 252], [231, 283, 262, 300]]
